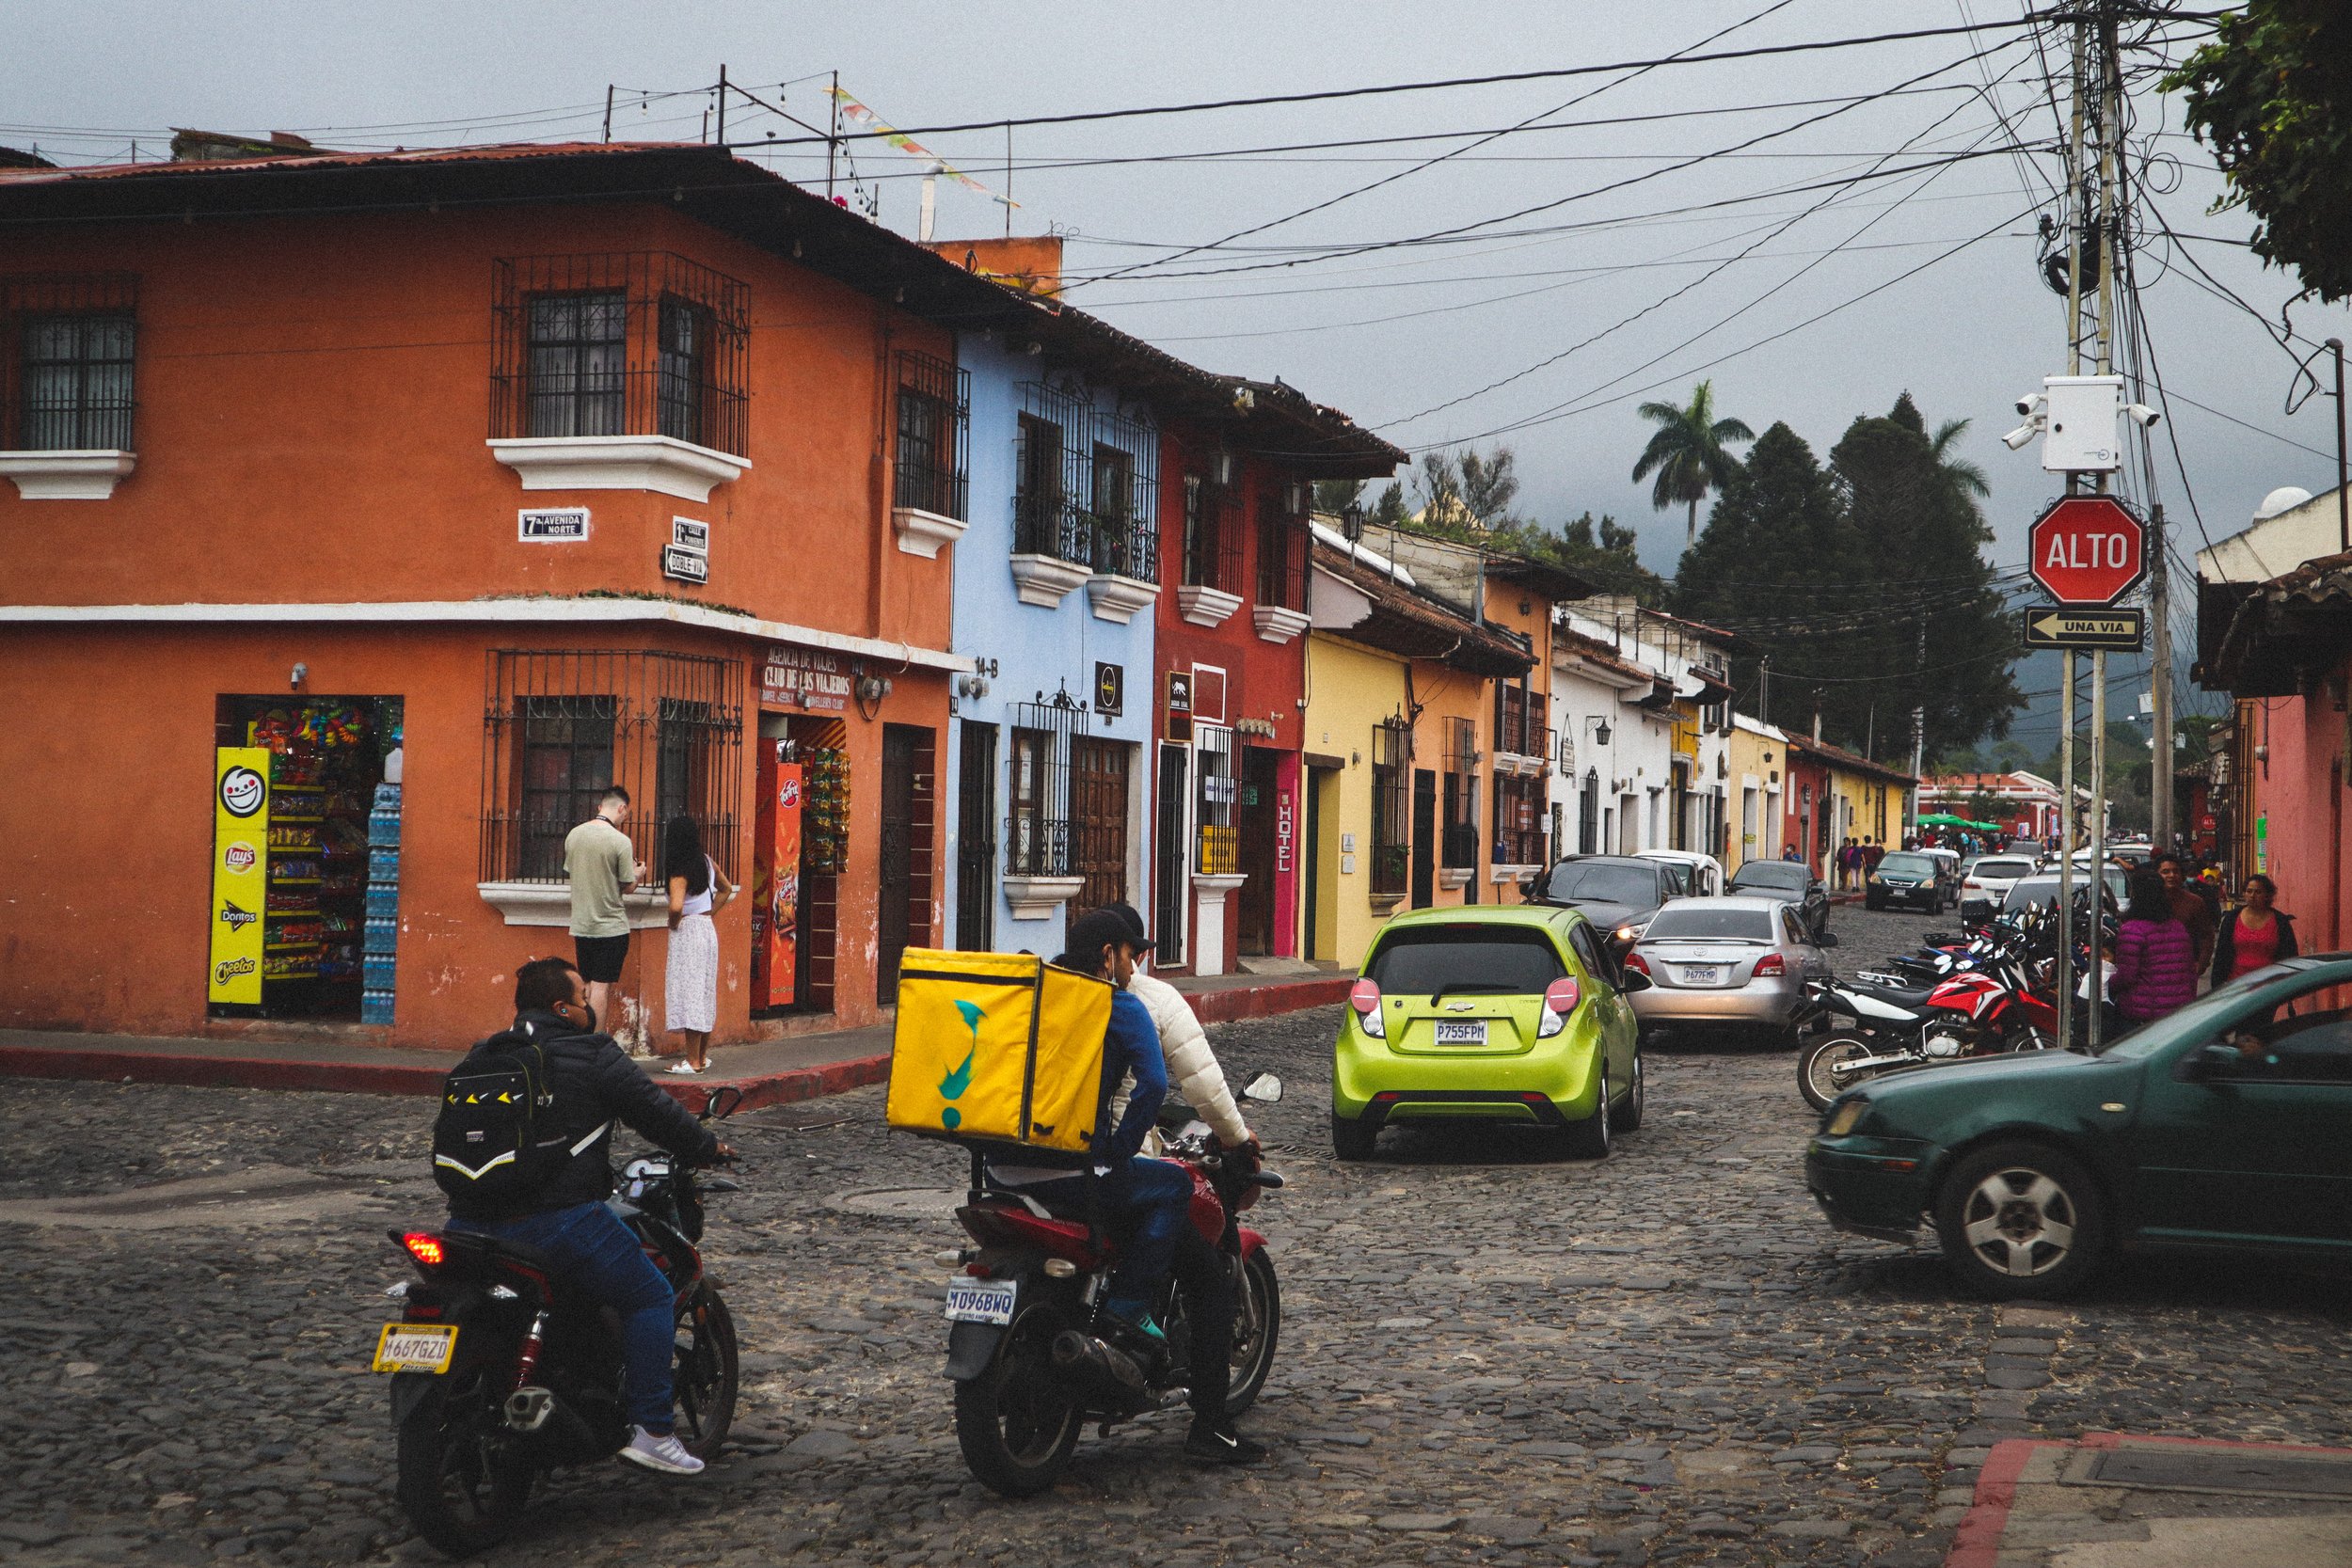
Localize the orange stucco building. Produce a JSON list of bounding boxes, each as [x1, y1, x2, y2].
[[0, 144, 1015, 1048]]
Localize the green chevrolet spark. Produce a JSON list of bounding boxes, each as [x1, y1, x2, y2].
[[1332, 904, 1650, 1161], [1809, 956, 2352, 1298]]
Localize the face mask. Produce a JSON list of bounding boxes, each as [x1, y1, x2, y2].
[[559, 999, 596, 1033]]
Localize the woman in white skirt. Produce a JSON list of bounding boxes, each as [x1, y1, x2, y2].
[[662, 815, 735, 1075]]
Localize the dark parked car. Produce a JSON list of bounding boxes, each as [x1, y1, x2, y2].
[[1807, 955, 2352, 1298], [1865, 850, 1954, 913], [1526, 855, 1681, 947], [1725, 859, 1831, 942]]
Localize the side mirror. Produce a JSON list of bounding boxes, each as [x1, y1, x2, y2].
[[1242, 1071, 1284, 1103], [2181, 1041, 2239, 1083], [702, 1085, 745, 1120], [1617, 968, 1653, 993], [1819, 931, 1840, 948]]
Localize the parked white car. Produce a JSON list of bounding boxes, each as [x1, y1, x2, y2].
[[1958, 853, 2041, 921], [1636, 849, 1724, 898]]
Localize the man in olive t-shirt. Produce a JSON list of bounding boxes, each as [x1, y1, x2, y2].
[[564, 785, 645, 1027]]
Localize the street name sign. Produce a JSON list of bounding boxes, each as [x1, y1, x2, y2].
[[2021, 605, 2144, 652], [2027, 494, 2146, 605]]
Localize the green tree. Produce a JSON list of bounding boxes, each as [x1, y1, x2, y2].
[[1501, 510, 1667, 605], [1631, 380, 1755, 545], [2166, 0, 2352, 303], [1671, 421, 1852, 721], [1930, 417, 1990, 499]]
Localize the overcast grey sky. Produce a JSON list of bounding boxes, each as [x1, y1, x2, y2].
[[11, 1, 2347, 738]]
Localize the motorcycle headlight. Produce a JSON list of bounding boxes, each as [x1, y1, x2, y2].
[[1824, 1097, 1869, 1136]]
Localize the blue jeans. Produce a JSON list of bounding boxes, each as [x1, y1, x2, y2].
[[449, 1200, 677, 1433], [1016, 1157, 1195, 1306]]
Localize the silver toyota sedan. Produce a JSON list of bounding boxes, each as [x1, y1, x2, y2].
[[1627, 895, 1833, 1046]]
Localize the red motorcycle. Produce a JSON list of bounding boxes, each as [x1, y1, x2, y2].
[[940, 1085, 1285, 1496], [1801, 955, 2059, 1107]]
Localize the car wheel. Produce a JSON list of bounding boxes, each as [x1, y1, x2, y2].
[[1608, 1049, 1645, 1133], [1562, 1060, 1612, 1159], [1933, 1141, 2107, 1301], [1330, 1112, 1377, 1163]]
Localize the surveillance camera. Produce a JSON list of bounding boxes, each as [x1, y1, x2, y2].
[[2123, 403, 2161, 429], [2014, 391, 2047, 418], [2002, 421, 2040, 451]]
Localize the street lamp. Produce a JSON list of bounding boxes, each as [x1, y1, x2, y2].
[[1584, 715, 1613, 748]]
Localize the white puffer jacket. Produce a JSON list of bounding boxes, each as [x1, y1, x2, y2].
[[1107, 969, 1251, 1151]]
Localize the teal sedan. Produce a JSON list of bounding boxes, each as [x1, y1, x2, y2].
[[1807, 956, 2352, 1298]]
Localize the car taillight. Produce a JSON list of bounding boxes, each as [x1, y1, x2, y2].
[[403, 1232, 446, 1271], [1536, 976, 1581, 1037], [1349, 977, 1386, 1039], [1753, 953, 1786, 978], [1963, 879, 1981, 890], [1622, 952, 1650, 975]]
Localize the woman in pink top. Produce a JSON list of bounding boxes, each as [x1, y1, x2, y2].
[[2109, 869, 2199, 1024], [2211, 874, 2298, 986]]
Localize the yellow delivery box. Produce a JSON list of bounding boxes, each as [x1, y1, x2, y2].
[[886, 949, 1115, 1154]]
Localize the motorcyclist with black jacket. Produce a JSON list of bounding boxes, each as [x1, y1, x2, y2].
[[443, 956, 733, 1476]]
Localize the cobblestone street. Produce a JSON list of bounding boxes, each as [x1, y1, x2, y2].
[[6, 904, 2350, 1568]]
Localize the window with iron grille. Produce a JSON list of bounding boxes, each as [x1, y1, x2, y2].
[[1180, 468, 1244, 593], [1441, 717, 1480, 870], [1495, 681, 1546, 759], [1493, 773, 1547, 867], [3, 275, 138, 451], [1195, 726, 1238, 876], [1371, 721, 1411, 898], [1087, 404, 1161, 580], [1254, 488, 1309, 610], [493, 253, 749, 456], [481, 650, 742, 885], [895, 349, 970, 521], [1006, 693, 1085, 877], [1579, 770, 1600, 855], [1014, 382, 1090, 562]]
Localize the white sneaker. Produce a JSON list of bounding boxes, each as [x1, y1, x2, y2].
[[618, 1425, 705, 1475], [666, 1061, 701, 1076]]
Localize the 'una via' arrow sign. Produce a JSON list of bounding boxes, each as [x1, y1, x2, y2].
[[2021, 605, 2144, 651]]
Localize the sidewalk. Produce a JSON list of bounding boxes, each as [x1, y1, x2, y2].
[[0, 964, 1350, 1112], [1948, 1432, 2352, 1567]]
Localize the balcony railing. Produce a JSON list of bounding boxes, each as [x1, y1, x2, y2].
[[1005, 816, 1073, 878], [1492, 827, 1549, 867]]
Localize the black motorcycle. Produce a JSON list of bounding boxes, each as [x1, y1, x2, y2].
[[375, 1086, 744, 1556]]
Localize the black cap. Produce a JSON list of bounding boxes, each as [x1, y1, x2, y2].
[[1063, 908, 1136, 972], [1102, 900, 1154, 953]]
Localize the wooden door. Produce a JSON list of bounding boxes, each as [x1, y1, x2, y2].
[[1072, 736, 1131, 913], [1236, 747, 1279, 955]]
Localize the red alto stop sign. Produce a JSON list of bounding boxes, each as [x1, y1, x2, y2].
[[2028, 495, 2146, 605]]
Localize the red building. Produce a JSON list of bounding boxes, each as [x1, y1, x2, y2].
[[1150, 388, 1399, 975]]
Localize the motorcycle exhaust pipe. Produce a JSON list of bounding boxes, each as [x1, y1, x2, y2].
[[504, 1386, 554, 1433], [1051, 1329, 1147, 1393]]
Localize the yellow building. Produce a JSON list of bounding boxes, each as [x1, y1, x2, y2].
[[1789, 734, 1918, 881], [1724, 714, 1790, 876], [1300, 538, 1534, 966]]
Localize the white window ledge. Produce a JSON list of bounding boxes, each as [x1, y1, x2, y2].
[[1438, 867, 1475, 891], [1087, 572, 1160, 624], [1176, 585, 1243, 628], [1494, 751, 1545, 779], [1252, 604, 1311, 644], [1002, 874, 1087, 920], [478, 882, 670, 930], [487, 436, 748, 503], [1491, 863, 1541, 884], [893, 505, 967, 559], [1191, 871, 1248, 895], [0, 450, 136, 500], [1009, 552, 1091, 609]]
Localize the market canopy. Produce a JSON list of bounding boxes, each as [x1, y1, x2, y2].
[[1917, 813, 2000, 831]]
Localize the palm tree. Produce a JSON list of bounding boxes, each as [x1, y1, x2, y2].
[[1929, 418, 1991, 500], [1631, 381, 1755, 544]]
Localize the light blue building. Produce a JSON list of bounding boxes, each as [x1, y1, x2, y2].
[[938, 329, 1164, 955]]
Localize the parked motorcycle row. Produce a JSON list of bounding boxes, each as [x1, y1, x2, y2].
[[1797, 900, 2114, 1110], [373, 1081, 1288, 1553]]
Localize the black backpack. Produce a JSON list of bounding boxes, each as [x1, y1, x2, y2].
[[432, 1028, 562, 1210]]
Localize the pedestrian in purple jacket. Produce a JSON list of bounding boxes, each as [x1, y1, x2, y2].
[[2109, 869, 2198, 1024]]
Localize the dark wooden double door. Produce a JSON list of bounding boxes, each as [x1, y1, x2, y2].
[[1072, 736, 1131, 914]]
